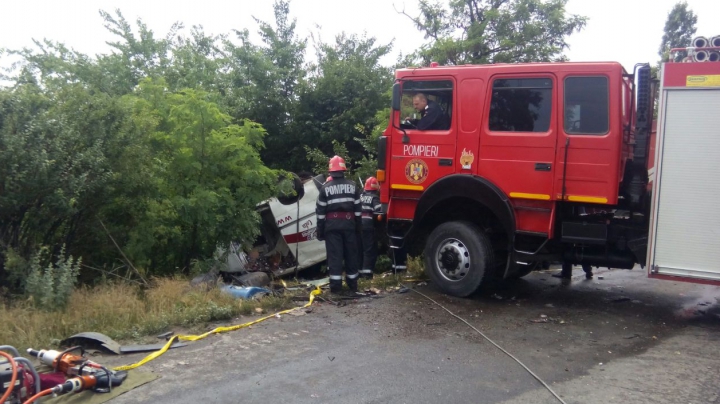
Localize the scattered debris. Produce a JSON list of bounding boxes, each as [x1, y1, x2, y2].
[[417, 282, 427, 286], [60, 332, 122, 355], [287, 309, 306, 317], [254, 308, 264, 314], [303, 277, 330, 288], [598, 276, 604, 280], [366, 288, 382, 295], [624, 334, 641, 339], [60, 331, 189, 355], [328, 356, 335, 362], [492, 294, 503, 300], [221, 285, 271, 300], [229, 271, 271, 287], [398, 287, 410, 294], [120, 342, 187, 354], [544, 303, 554, 308], [157, 331, 174, 340]]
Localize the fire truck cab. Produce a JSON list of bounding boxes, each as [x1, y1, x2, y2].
[[378, 61, 656, 296]]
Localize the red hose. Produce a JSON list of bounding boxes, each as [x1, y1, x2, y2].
[[0, 351, 18, 404], [23, 388, 52, 404]]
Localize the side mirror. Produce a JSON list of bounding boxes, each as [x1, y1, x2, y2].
[[391, 83, 401, 111]]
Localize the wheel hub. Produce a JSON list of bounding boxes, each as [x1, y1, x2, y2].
[[435, 238, 471, 282]]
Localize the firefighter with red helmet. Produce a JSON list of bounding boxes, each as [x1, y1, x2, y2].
[[359, 177, 381, 279], [316, 156, 362, 294]]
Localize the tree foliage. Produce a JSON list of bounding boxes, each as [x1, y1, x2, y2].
[[0, 0, 591, 292], [399, 0, 587, 65], [658, 1, 697, 62], [294, 33, 393, 171]]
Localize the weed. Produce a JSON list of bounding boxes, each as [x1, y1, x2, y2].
[[0, 278, 298, 353]]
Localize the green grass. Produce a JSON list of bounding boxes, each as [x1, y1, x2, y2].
[[0, 256, 427, 354], [0, 277, 298, 354]]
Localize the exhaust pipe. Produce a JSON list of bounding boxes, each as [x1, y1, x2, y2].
[[694, 50, 709, 62], [710, 52, 720, 63], [692, 36, 710, 48]]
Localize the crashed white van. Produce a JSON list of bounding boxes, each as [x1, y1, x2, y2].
[[225, 174, 328, 277]]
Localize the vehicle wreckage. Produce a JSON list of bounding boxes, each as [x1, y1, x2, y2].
[[216, 173, 330, 284]]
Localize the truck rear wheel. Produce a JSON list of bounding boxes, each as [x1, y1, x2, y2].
[[424, 221, 494, 297]]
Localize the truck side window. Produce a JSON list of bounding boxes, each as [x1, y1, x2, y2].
[[399, 80, 453, 131], [489, 78, 552, 132], [564, 77, 609, 135]]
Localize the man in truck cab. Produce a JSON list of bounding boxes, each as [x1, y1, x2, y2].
[[404, 93, 449, 130], [316, 156, 363, 294]]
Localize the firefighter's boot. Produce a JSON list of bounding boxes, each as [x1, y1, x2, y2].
[[552, 262, 573, 279]]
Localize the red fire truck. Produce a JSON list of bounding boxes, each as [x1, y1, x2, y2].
[[377, 51, 720, 297]]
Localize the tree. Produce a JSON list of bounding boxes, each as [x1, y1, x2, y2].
[[293, 33, 393, 172], [658, 2, 697, 62], [121, 79, 278, 273], [224, 0, 306, 170], [399, 0, 587, 65]]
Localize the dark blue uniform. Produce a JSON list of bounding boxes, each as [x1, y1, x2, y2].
[[360, 190, 381, 278], [316, 176, 362, 292]]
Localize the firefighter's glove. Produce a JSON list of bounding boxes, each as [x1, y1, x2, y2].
[[317, 227, 325, 241]]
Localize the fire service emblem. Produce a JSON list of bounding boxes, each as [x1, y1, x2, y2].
[[405, 159, 429, 184]]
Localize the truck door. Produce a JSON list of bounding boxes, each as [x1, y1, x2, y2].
[[478, 75, 558, 235], [554, 74, 619, 207], [388, 79, 456, 220]]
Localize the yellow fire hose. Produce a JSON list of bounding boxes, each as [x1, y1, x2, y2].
[[113, 288, 321, 371]]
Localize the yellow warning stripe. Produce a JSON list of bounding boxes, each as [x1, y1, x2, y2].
[[113, 288, 321, 371], [562, 195, 608, 204], [567, 195, 607, 204], [509, 192, 550, 201], [391, 184, 424, 191]]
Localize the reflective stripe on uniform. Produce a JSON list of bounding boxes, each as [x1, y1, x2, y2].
[[317, 201, 327, 206], [354, 199, 361, 204], [327, 197, 355, 204], [374, 204, 382, 210], [346, 273, 359, 279], [329, 275, 343, 280], [317, 215, 325, 219], [354, 212, 362, 216], [359, 269, 373, 274]]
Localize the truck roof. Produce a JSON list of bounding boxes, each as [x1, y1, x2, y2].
[[395, 61, 628, 78]]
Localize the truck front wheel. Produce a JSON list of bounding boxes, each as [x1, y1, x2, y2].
[[424, 221, 494, 297]]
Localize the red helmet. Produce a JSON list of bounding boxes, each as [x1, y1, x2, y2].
[[364, 176, 379, 191], [326, 176, 332, 183], [328, 155, 347, 172]]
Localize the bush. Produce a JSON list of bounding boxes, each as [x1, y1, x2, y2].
[[25, 245, 81, 310]]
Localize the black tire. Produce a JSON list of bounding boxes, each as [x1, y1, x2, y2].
[[423, 221, 494, 297]]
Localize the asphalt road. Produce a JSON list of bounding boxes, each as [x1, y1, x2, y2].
[[106, 266, 720, 404]]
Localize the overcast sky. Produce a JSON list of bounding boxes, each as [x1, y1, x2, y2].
[[1, 0, 718, 73]]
